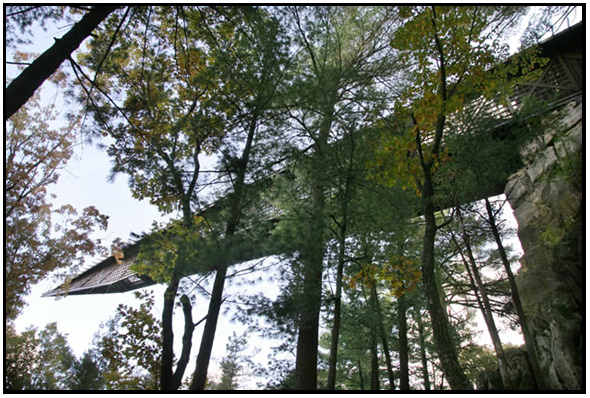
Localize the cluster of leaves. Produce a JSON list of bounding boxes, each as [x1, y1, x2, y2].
[[95, 290, 162, 390], [206, 331, 254, 390], [370, 6, 548, 199], [344, 255, 421, 298], [6, 291, 165, 391], [5, 6, 84, 50], [131, 217, 215, 283], [5, 94, 108, 321], [5, 322, 102, 390]]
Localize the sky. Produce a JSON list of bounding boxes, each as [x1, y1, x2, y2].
[[6, 5, 583, 389]]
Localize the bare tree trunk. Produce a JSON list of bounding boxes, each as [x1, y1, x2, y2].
[[370, 329, 379, 390], [190, 114, 258, 390], [398, 293, 410, 390], [420, 170, 472, 390], [357, 360, 365, 390], [161, 272, 182, 390], [173, 295, 195, 389], [370, 285, 396, 390], [455, 204, 510, 388], [293, 102, 333, 390], [327, 229, 346, 390], [5, 5, 119, 120], [191, 265, 228, 390], [484, 197, 546, 389], [161, 151, 201, 390], [293, 194, 324, 390], [416, 311, 431, 390]]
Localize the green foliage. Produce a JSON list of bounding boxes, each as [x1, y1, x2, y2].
[[5, 6, 82, 50], [8, 5, 579, 392], [371, 6, 545, 198], [539, 215, 575, 248], [5, 325, 37, 390], [5, 323, 77, 390], [131, 217, 215, 283], [78, 6, 228, 215], [68, 350, 106, 390], [95, 290, 162, 390], [459, 343, 498, 385], [207, 331, 253, 390]]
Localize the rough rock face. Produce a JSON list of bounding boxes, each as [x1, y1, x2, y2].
[[476, 347, 536, 390], [504, 100, 583, 390]]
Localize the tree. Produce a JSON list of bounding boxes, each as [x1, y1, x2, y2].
[[76, 6, 224, 389], [5, 93, 108, 322], [207, 331, 252, 390], [379, 6, 532, 389], [280, 6, 402, 389], [33, 323, 77, 390], [5, 324, 38, 390], [5, 323, 77, 390], [77, 6, 289, 390], [5, 5, 120, 120], [68, 350, 106, 390], [440, 85, 557, 390], [453, 204, 510, 388], [189, 7, 289, 389]]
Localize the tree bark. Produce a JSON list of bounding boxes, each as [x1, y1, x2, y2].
[[293, 102, 333, 390], [293, 209, 324, 390], [357, 360, 365, 390], [398, 293, 410, 390], [484, 197, 546, 390], [327, 225, 346, 390], [5, 5, 119, 120], [190, 113, 257, 390], [190, 265, 229, 390], [416, 310, 431, 390], [420, 170, 471, 390], [455, 204, 510, 388], [370, 284, 396, 390], [161, 156, 199, 390], [161, 272, 182, 390], [370, 328, 379, 390], [173, 295, 195, 389]]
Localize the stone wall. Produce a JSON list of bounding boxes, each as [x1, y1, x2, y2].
[[504, 100, 583, 390]]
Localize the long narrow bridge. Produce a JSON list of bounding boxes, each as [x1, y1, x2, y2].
[[43, 21, 583, 299]]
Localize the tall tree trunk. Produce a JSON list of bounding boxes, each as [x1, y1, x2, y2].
[[161, 272, 182, 390], [160, 143, 202, 390], [357, 360, 365, 390], [190, 114, 258, 390], [420, 171, 472, 390], [370, 285, 396, 390], [293, 194, 324, 390], [370, 328, 379, 390], [191, 265, 228, 390], [173, 295, 195, 389], [455, 205, 510, 388], [484, 197, 546, 390], [398, 293, 410, 390], [293, 103, 333, 390], [416, 310, 431, 390], [327, 225, 346, 390], [5, 5, 119, 120]]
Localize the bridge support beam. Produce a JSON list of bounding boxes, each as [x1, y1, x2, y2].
[[505, 100, 582, 390]]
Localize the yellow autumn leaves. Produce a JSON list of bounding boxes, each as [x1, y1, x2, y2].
[[344, 255, 421, 298]]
